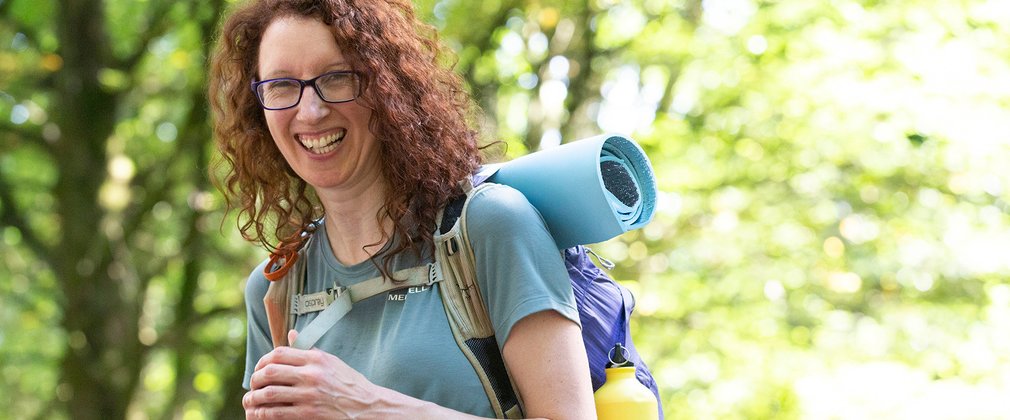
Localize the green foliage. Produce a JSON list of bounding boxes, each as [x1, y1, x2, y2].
[[435, 0, 1010, 417], [2, 0, 1009, 418]]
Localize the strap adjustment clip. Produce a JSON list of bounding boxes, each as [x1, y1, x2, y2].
[[427, 262, 444, 286]]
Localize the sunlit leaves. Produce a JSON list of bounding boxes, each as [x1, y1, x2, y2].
[[444, 0, 1010, 416]]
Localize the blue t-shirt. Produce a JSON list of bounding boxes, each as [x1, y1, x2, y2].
[[242, 184, 580, 416]]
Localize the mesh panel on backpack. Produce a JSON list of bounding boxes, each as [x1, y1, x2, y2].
[[465, 336, 520, 414]]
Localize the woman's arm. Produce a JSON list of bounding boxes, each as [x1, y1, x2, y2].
[[503, 310, 596, 420]]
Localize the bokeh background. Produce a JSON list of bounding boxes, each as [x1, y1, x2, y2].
[[2, 0, 1009, 418]]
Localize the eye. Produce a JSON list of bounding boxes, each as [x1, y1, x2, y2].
[[317, 72, 354, 89], [263, 79, 299, 94], [315, 72, 359, 102]]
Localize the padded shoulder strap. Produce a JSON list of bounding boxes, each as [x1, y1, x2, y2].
[[434, 182, 525, 419], [263, 233, 314, 348]]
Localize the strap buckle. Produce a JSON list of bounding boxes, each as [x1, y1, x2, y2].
[[291, 282, 346, 316], [427, 262, 443, 286]]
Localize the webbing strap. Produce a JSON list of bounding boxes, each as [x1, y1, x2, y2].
[[345, 263, 441, 303], [293, 292, 352, 350], [291, 262, 443, 350]]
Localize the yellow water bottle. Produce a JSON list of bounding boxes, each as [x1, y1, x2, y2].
[[594, 343, 658, 420]]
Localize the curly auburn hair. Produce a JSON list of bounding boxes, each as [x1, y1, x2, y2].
[[209, 0, 482, 273]]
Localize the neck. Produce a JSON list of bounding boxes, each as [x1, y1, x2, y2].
[[316, 172, 393, 266]]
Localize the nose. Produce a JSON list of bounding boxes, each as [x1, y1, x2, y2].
[[295, 85, 330, 123]]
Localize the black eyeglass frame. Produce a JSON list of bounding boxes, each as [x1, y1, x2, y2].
[[250, 70, 363, 111]]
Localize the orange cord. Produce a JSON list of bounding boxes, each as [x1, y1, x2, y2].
[[264, 250, 298, 281]]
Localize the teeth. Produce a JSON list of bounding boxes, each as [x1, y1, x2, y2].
[[299, 131, 344, 154]]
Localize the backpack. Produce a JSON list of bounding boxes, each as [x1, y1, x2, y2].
[[432, 179, 663, 419], [261, 181, 662, 419]]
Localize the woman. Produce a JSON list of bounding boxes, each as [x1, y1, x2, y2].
[[208, 0, 595, 418]]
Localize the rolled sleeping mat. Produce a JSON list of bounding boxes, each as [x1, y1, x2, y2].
[[481, 133, 657, 249]]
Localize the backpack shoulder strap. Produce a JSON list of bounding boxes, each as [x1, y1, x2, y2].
[[263, 232, 313, 348], [434, 182, 525, 419]]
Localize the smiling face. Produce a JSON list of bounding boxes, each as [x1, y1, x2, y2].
[[257, 16, 382, 194]]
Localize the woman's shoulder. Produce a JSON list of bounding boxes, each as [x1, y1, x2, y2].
[[464, 182, 551, 240], [244, 257, 272, 300], [466, 183, 542, 222]]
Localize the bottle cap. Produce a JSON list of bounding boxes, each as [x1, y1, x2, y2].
[[606, 343, 635, 368]]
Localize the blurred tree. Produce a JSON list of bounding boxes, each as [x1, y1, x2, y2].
[[0, 0, 249, 418]]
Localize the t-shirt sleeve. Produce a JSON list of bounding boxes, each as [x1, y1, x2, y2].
[[464, 183, 580, 351], [242, 258, 274, 390]]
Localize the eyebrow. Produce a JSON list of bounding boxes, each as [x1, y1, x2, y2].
[[260, 62, 353, 80]]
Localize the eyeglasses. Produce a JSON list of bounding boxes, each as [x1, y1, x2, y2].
[[251, 70, 362, 110]]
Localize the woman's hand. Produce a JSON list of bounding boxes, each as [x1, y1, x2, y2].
[[243, 330, 398, 419]]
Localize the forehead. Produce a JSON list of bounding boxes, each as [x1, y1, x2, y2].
[[257, 16, 347, 78]]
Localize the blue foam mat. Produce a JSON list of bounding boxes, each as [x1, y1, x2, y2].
[[482, 133, 657, 249]]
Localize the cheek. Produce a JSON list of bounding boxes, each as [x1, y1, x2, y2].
[[344, 100, 373, 124], [262, 112, 288, 142], [354, 110, 372, 128], [349, 107, 374, 134]]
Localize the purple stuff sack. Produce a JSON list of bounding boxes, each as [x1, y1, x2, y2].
[[565, 246, 663, 419]]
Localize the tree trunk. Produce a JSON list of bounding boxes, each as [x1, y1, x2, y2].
[[54, 0, 134, 418]]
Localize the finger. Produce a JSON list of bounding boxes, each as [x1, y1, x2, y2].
[[288, 329, 298, 345], [246, 403, 306, 420], [254, 345, 311, 372], [249, 362, 303, 390], [243, 391, 290, 410], [244, 390, 281, 412], [245, 384, 312, 407]]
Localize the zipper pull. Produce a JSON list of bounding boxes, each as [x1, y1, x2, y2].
[[585, 246, 615, 270]]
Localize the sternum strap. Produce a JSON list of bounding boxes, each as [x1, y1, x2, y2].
[[291, 262, 443, 350]]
